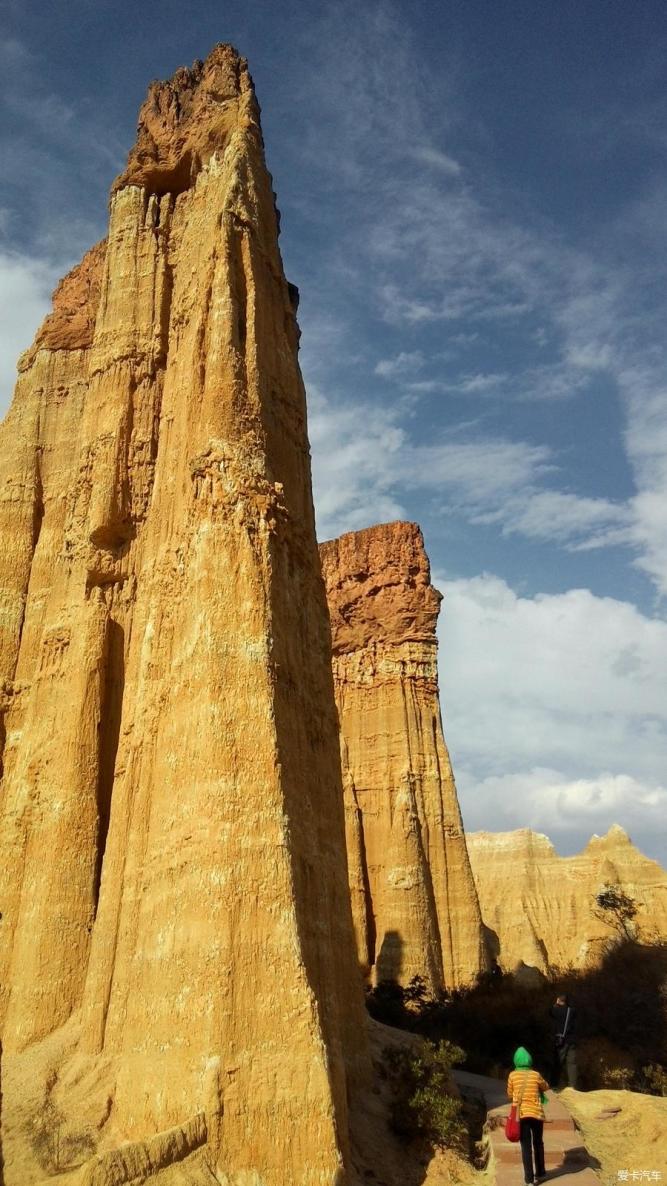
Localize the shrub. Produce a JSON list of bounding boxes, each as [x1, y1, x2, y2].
[[29, 1096, 65, 1173], [593, 884, 640, 942], [382, 1039, 468, 1153], [641, 1063, 667, 1096], [365, 974, 441, 1029], [28, 1093, 95, 1173], [601, 1066, 636, 1090], [365, 978, 412, 1028]]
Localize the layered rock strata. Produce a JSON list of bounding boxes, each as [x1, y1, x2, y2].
[[467, 825, 667, 971], [320, 522, 488, 990], [0, 45, 369, 1184]]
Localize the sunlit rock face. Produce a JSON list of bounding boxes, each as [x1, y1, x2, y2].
[[320, 521, 488, 991], [0, 44, 370, 1185], [467, 825, 667, 971]]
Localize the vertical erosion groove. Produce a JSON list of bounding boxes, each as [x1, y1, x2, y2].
[[156, 201, 174, 366], [94, 619, 125, 915], [357, 809, 376, 970], [32, 461, 45, 553], [0, 457, 46, 780], [233, 225, 248, 366]]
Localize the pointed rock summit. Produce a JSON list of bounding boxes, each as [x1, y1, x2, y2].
[[0, 45, 369, 1183], [467, 826, 667, 971], [320, 521, 488, 989]]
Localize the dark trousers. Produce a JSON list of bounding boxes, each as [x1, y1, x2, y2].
[[551, 1043, 578, 1088], [520, 1117, 545, 1183]]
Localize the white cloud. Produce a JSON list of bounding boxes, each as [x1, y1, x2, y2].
[[309, 386, 558, 540], [309, 387, 407, 538], [283, 2, 667, 595], [374, 350, 425, 379], [453, 372, 506, 394], [0, 250, 57, 411], [473, 489, 634, 549], [309, 386, 639, 555], [630, 489, 667, 594], [462, 769, 667, 860], [612, 366, 667, 597], [411, 146, 462, 176], [405, 438, 553, 503], [0, 36, 117, 395], [514, 361, 592, 402], [405, 371, 507, 396], [436, 573, 667, 860], [565, 342, 613, 371]]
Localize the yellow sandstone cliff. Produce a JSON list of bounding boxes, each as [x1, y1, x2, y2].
[[320, 522, 488, 991], [467, 824, 667, 971], [0, 45, 370, 1185]]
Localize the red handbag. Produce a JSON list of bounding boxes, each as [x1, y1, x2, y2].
[[505, 1105, 521, 1142], [505, 1074, 526, 1142]]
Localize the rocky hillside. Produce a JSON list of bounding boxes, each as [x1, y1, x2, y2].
[[467, 824, 667, 970]]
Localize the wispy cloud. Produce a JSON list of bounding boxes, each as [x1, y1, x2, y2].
[[404, 371, 508, 397], [0, 34, 119, 287], [374, 350, 425, 379], [452, 372, 506, 394], [410, 146, 462, 176], [281, 1, 667, 597], [309, 384, 637, 556], [4, 1, 667, 606], [312, 384, 545, 540], [472, 490, 633, 550]]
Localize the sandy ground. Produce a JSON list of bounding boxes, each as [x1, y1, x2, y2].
[[560, 1088, 667, 1185], [1, 1016, 485, 1186]]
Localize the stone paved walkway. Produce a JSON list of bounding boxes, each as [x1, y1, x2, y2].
[[453, 1070, 600, 1186]]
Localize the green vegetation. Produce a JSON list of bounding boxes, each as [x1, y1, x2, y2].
[[366, 931, 667, 1095], [641, 1064, 667, 1097], [593, 883, 640, 942], [381, 1039, 468, 1152]]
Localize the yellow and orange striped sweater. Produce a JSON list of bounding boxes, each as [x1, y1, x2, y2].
[[507, 1069, 549, 1121]]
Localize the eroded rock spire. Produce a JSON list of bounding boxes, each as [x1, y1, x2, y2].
[[0, 44, 368, 1183], [320, 521, 489, 990]]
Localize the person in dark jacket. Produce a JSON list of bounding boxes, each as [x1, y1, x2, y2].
[[550, 994, 578, 1088]]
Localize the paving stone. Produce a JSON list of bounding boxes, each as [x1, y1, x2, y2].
[[453, 1069, 600, 1185]]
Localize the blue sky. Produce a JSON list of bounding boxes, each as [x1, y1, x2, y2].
[[2, 1, 667, 862]]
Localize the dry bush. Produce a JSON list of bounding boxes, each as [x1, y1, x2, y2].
[[28, 1092, 95, 1173]]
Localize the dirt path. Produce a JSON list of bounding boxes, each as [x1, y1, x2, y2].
[[453, 1070, 600, 1186]]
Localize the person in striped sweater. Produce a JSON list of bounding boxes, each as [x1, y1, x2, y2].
[[507, 1046, 550, 1185]]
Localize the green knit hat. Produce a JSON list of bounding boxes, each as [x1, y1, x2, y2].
[[513, 1046, 533, 1068]]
